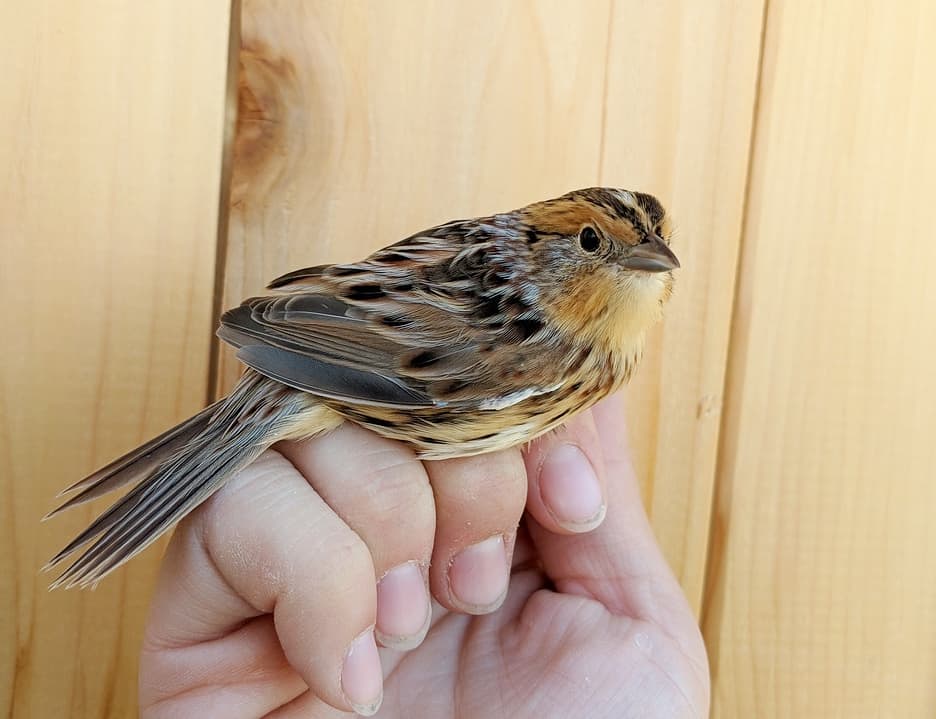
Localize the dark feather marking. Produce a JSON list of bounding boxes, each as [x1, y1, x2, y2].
[[331, 266, 368, 278], [634, 192, 665, 226], [476, 297, 502, 319], [500, 315, 545, 344], [515, 316, 545, 341], [267, 265, 328, 289], [568, 348, 591, 373], [428, 378, 472, 396], [552, 406, 574, 421], [380, 315, 410, 328], [363, 415, 396, 428], [609, 201, 641, 228], [408, 350, 441, 369], [344, 283, 386, 301], [578, 189, 642, 228]]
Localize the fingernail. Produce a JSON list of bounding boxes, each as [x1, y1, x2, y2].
[[540, 444, 606, 531], [448, 535, 509, 613], [341, 628, 383, 716], [376, 562, 431, 650]]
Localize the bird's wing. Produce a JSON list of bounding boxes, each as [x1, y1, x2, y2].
[[218, 225, 564, 411], [218, 293, 434, 408]]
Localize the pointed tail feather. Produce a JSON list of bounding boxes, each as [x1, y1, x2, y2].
[[45, 372, 328, 589], [44, 401, 222, 518]]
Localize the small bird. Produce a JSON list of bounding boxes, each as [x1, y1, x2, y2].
[[44, 188, 679, 588]]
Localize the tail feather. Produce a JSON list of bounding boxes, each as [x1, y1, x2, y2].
[[45, 372, 321, 589], [44, 402, 221, 518]]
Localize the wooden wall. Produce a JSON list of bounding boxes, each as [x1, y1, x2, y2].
[[3, 1, 935, 716], [0, 2, 232, 716], [703, 2, 936, 715]]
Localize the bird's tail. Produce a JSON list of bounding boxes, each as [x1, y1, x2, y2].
[[44, 371, 336, 589]]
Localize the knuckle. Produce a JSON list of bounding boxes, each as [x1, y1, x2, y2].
[[285, 525, 375, 598], [332, 469, 436, 569], [328, 530, 374, 577], [471, 449, 528, 506], [371, 460, 434, 514], [356, 451, 436, 529]]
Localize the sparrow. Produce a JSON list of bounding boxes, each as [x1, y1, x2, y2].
[[44, 187, 679, 588]]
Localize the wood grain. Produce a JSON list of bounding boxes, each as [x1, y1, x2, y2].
[[218, 0, 614, 390], [703, 1, 936, 716], [600, 0, 765, 610], [15, 1, 936, 715], [0, 2, 231, 716]]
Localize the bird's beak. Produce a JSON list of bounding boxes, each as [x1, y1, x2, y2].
[[621, 235, 680, 273]]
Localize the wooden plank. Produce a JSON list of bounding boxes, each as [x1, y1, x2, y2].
[[0, 2, 231, 716], [601, 0, 766, 610], [704, 1, 936, 716], [218, 0, 614, 389]]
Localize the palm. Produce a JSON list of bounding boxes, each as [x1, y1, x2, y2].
[[379, 528, 708, 719]]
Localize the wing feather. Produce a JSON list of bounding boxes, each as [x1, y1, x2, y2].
[[236, 345, 434, 407], [219, 225, 564, 411]]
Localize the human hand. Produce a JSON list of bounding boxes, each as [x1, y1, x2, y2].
[[138, 393, 709, 718]]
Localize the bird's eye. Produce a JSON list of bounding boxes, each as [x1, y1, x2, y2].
[[578, 226, 601, 253]]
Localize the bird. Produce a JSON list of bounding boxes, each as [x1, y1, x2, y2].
[[44, 187, 679, 589]]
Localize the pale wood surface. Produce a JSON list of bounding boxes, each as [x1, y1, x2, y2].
[[8, 0, 936, 717], [0, 2, 230, 717], [703, 1, 936, 716], [218, 0, 617, 390], [600, 0, 765, 609]]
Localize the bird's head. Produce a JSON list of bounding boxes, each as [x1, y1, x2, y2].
[[519, 187, 679, 350]]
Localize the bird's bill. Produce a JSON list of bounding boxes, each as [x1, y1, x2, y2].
[[621, 235, 680, 273]]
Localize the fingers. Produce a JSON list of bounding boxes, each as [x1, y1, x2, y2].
[[143, 420, 532, 716], [143, 451, 384, 716], [424, 448, 528, 614], [288, 424, 530, 619], [523, 409, 608, 534], [526, 393, 710, 700], [140, 616, 306, 719], [526, 393, 697, 633], [276, 423, 435, 650]]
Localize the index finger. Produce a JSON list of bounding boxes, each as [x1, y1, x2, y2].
[[140, 450, 380, 716]]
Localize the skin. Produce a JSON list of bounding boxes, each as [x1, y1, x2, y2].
[[139, 394, 710, 718]]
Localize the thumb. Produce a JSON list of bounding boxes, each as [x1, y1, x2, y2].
[[523, 393, 695, 634]]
